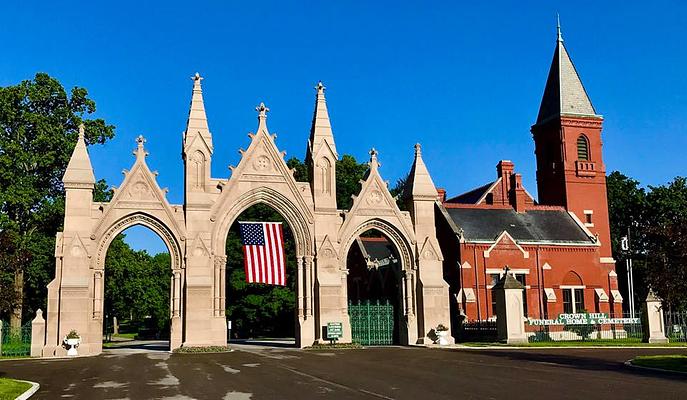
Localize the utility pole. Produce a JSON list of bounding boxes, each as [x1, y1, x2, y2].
[[621, 227, 635, 318]]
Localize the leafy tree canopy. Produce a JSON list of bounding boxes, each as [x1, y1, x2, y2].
[[607, 172, 687, 310], [0, 73, 115, 323]]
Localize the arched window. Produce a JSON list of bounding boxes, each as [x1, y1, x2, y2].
[[576, 135, 590, 161], [562, 270, 585, 314]]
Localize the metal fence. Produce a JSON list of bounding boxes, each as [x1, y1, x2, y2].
[[1, 320, 32, 357], [664, 311, 687, 343], [456, 312, 645, 344], [456, 320, 497, 342], [526, 313, 643, 343]]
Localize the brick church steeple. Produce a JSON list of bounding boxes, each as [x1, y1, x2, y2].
[[531, 21, 614, 261]]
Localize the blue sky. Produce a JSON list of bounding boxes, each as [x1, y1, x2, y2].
[[3, 1, 685, 254]]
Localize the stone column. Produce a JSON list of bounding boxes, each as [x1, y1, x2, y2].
[[31, 309, 46, 357], [213, 258, 220, 317], [219, 258, 226, 315], [172, 271, 182, 318], [493, 270, 528, 344], [643, 290, 668, 344], [403, 270, 415, 317], [213, 255, 227, 317], [305, 256, 314, 318], [297, 257, 304, 318], [92, 270, 103, 319]]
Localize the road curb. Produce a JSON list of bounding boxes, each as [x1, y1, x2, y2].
[[624, 359, 687, 375], [15, 380, 40, 400]]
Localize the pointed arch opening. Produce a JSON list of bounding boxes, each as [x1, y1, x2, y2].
[[92, 212, 184, 353], [345, 228, 405, 346], [102, 225, 172, 351], [222, 203, 299, 346]]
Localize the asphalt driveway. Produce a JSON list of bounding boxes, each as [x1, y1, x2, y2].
[[2, 345, 686, 399]]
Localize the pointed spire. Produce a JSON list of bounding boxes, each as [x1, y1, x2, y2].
[[307, 81, 338, 160], [536, 19, 599, 124], [63, 123, 96, 187], [134, 135, 148, 162], [405, 143, 438, 200], [183, 72, 213, 151], [255, 102, 270, 134]]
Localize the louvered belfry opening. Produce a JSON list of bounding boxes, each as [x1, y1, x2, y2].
[[577, 135, 589, 161]]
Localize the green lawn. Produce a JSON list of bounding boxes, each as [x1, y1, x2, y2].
[[0, 378, 31, 400], [632, 355, 687, 373], [113, 332, 137, 339]]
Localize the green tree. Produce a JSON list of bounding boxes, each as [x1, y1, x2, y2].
[[607, 172, 687, 310], [642, 177, 687, 310], [606, 171, 647, 255], [335, 154, 370, 210], [104, 233, 171, 338], [0, 73, 115, 325]]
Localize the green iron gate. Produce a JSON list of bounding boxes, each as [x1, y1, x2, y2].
[[1, 320, 31, 357], [348, 300, 394, 345]]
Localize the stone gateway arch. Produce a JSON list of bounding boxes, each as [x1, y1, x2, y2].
[[41, 76, 452, 356]]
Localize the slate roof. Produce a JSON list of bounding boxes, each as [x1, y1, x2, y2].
[[442, 207, 594, 245], [445, 181, 496, 204], [536, 37, 598, 124]]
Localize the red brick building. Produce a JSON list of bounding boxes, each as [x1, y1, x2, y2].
[[436, 26, 622, 323]]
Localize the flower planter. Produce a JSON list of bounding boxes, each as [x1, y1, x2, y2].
[[64, 337, 81, 356], [436, 330, 450, 346]]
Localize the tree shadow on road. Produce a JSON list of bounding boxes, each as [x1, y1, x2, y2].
[[470, 349, 687, 382]]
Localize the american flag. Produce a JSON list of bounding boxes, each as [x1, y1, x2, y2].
[[239, 222, 286, 286]]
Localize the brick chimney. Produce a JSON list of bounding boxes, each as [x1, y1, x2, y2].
[[510, 173, 529, 213], [436, 188, 447, 203], [494, 160, 515, 205]]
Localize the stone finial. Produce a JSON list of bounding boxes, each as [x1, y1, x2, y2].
[[316, 81, 326, 93], [556, 13, 563, 43], [32, 308, 44, 323], [191, 72, 204, 93], [646, 289, 661, 302], [414, 143, 422, 156], [78, 123, 86, 141], [134, 135, 148, 161], [256, 102, 270, 119], [369, 148, 380, 170]]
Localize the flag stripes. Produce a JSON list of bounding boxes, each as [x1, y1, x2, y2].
[[239, 222, 286, 286]]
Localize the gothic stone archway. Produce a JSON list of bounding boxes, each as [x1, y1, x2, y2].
[[43, 135, 186, 356], [43, 77, 451, 356]]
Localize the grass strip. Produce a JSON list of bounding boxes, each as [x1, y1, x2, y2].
[[631, 355, 687, 373], [0, 378, 32, 400]]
